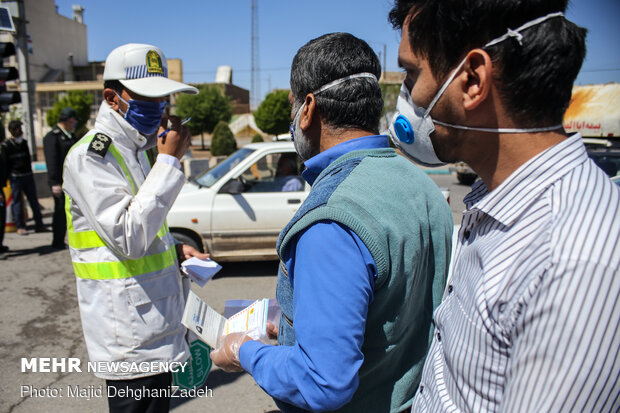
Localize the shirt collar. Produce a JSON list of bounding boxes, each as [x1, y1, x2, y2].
[[464, 133, 588, 226], [57, 125, 73, 139], [94, 101, 149, 150], [302, 135, 389, 185]]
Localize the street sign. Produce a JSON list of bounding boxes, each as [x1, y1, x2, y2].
[[0, 7, 15, 32], [172, 340, 212, 391]]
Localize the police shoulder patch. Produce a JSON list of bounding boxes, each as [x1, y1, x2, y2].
[[87, 133, 112, 157]]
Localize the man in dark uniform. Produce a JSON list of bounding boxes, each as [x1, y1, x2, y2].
[[4, 120, 46, 235], [43, 107, 79, 249]]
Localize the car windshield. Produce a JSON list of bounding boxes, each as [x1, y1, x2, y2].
[[587, 150, 620, 178], [194, 148, 255, 188]]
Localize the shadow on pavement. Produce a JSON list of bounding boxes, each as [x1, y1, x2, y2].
[[3, 244, 66, 258]]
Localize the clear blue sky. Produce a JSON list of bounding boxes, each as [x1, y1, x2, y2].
[[53, 0, 619, 102]]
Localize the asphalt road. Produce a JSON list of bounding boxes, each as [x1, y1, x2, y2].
[[0, 172, 471, 413]]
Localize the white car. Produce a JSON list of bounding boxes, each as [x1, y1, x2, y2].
[[167, 142, 309, 261], [168, 141, 450, 262]]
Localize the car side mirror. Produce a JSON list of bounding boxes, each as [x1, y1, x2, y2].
[[219, 179, 245, 194]]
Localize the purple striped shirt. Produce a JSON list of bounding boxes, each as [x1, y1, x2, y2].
[[413, 133, 620, 412]]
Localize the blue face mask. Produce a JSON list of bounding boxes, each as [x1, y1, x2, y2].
[[116, 93, 167, 135]]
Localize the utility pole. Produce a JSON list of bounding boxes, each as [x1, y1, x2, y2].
[[251, 0, 260, 110], [383, 44, 387, 79], [14, 0, 36, 160]]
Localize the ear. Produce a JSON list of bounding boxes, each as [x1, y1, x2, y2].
[[460, 49, 492, 111], [103, 88, 119, 110], [299, 93, 317, 131]]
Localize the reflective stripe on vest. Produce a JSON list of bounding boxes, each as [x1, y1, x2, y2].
[[66, 134, 177, 279]]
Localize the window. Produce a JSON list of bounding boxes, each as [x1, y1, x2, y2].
[[240, 152, 304, 193], [195, 148, 255, 188]]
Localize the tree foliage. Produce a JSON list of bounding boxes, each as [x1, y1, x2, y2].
[[380, 83, 401, 117], [254, 89, 291, 136], [251, 133, 264, 143], [46, 90, 93, 137], [176, 84, 232, 135], [210, 120, 237, 156]]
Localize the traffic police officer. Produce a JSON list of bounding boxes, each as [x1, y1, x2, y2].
[[63, 43, 206, 413], [43, 107, 79, 249]]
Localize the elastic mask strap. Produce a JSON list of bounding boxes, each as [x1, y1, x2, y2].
[[115, 92, 129, 118], [433, 120, 563, 133], [484, 12, 564, 48], [423, 11, 565, 118], [423, 57, 467, 117], [313, 72, 378, 95]]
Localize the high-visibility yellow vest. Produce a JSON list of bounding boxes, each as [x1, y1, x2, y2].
[[65, 134, 177, 280]]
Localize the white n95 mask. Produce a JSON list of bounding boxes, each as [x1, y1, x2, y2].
[[389, 83, 445, 167], [389, 11, 565, 167]]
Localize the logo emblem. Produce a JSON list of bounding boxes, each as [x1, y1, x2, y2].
[[146, 50, 164, 75]]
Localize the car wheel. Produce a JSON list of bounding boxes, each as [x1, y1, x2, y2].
[[171, 231, 204, 253], [457, 172, 478, 186]]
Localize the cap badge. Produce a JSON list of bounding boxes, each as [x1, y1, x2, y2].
[[146, 50, 164, 75]]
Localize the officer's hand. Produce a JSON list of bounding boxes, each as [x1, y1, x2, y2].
[[51, 185, 62, 197], [210, 332, 253, 372], [157, 115, 191, 160], [179, 243, 209, 261]]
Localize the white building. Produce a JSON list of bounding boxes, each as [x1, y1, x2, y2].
[[0, 0, 186, 147]]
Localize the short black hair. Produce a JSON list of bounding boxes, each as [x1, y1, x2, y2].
[[389, 0, 587, 127], [290, 32, 383, 134], [8, 120, 22, 131], [103, 79, 124, 94], [59, 107, 77, 122]]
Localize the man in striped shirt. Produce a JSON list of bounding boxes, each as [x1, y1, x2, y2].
[[388, 0, 619, 411]]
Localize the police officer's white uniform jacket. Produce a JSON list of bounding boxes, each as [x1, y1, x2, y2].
[[63, 101, 189, 380]]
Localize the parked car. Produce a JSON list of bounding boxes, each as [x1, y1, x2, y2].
[[449, 138, 620, 185], [167, 142, 308, 261], [449, 162, 478, 185], [583, 138, 620, 178], [168, 142, 451, 262]]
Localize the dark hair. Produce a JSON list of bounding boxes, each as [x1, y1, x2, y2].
[[389, 0, 587, 126], [59, 107, 77, 122], [8, 120, 22, 131], [103, 80, 124, 94], [290, 32, 383, 134]]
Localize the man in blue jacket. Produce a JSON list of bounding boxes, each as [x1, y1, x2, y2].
[[211, 32, 453, 413]]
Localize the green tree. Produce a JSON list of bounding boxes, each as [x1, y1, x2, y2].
[[210, 120, 237, 157], [254, 89, 291, 136], [380, 83, 401, 117], [46, 90, 93, 138], [251, 133, 264, 143], [176, 84, 232, 149]]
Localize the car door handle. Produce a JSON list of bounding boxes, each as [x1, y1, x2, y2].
[[287, 199, 301, 204]]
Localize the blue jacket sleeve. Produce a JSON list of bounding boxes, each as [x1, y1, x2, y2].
[[239, 221, 376, 411]]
